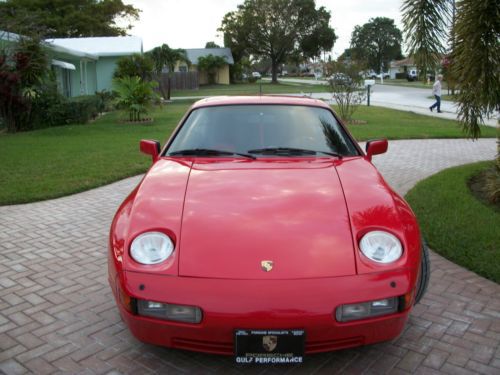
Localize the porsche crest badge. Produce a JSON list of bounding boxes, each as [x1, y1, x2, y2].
[[262, 335, 278, 352], [261, 260, 273, 272]]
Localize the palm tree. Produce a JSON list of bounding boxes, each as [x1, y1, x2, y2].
[[147, 44, 189, 100], [401, 0, 450, 82], [452, 0, 499, 138], [402, 0, 499, 138], [198, 54, 227, 84]]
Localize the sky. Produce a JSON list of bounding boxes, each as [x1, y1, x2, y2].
[[123, 0, 404, 57]]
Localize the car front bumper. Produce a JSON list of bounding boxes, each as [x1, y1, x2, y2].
[[110, 269, 415, 355]]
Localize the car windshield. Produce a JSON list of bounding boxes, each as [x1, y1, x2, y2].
[[166, 104, 359, 158]]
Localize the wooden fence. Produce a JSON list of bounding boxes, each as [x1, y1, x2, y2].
[[160, 72, 199, 91]]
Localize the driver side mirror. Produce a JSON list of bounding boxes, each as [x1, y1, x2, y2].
[[140, 139, 161, 163], [365, 139, 388, 161]]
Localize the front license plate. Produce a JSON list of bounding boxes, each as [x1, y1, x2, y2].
[[234, 329, 305, 364]]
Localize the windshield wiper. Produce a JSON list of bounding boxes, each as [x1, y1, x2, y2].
[[247, 147, 342, 158], [168, 148, 256, 159]]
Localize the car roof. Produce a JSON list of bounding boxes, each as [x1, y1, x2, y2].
[[191, 95, 331, 110]]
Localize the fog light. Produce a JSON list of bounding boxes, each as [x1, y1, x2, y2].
[[137, 299, 202, 323], [335, 297, 398, 322]]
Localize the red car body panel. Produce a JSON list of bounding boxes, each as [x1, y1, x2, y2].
[[113, 269, 410, 354], [180, 158, 356, 279], [108, 95, 422, 356]]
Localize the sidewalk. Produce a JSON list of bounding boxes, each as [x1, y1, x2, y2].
[[258, 78, 499, 127]]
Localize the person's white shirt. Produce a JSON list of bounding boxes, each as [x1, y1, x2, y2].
[[432, 79, 442, 96]]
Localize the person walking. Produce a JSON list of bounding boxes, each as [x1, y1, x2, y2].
[[430, 74, 443, 113]]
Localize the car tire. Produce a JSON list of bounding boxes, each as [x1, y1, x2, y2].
[[414, 240, 430, 304]]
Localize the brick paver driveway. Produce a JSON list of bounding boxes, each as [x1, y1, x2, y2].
[[1, 139, 499, 374]]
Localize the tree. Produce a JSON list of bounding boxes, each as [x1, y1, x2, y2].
[[0, 0, 140, 38], [402, 0, 499, 138], [197, 54, 227, 84], [205, 41, 221, 49], [219, 0, 336, 83], [146, 44, 189, 100], [328, 62, 366, 123], [350, 17, 403, 73], [114, 54, 154, 82], [401, 0, 450, 81], [0, 36, 49, 132], [451, 0, 499, 138]]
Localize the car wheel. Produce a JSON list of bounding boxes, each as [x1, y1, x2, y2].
[[414, 240, 430, 304]]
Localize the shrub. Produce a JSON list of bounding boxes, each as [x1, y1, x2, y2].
[[31, 87, 103, 129], [0, 37, 49, 132], [113, 76, 159, 121], [95, 90, 116, 112], [328, 63, 366, 122]]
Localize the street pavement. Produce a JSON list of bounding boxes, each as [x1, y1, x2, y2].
[[261, 78, 499, 127], [0, 138, 499, 374]]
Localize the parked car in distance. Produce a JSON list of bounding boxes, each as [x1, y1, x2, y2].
[[109, 96, 430, 363], [377, 72, 390, 79], [360, 70, 377, 79], [406, 69, 418, 81], [328, 72, 353, 85], [252, 72, 261, 79]]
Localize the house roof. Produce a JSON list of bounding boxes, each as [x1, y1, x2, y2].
[[185, 48, 234, 65], [45, 36, 143, 57], [390, 57, 415, 68], [0, 30, 22, 43]]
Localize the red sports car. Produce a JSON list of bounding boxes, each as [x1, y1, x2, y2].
[[108, 96, 429, 363]]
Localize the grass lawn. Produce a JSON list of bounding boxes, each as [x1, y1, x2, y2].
[[171, 81, 329, 97], [0, 102, 190, 205], [405, 161, 500, 283], [383, 79, 450, 90], [346, 106, 497, 141], [0, 102, 496, 205]]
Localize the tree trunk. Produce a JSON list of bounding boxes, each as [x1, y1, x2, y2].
[[167, 74, 171, 101], [271, 58, 278, 84]]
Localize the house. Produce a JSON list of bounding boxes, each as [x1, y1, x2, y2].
[[47, 36, 143, 96], [179, 48, 234, 85], [389, 57, 417, 79], [1, 30, 142, 97]]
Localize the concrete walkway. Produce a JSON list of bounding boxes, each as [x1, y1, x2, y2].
[[258, 78, 499, 127], [0, 138, 498, 374]]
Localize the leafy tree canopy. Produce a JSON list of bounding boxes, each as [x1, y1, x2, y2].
[[219, 0, 336, 83], [145, 44, 189, 100], [114, 53, 154, 82], [401, 0, 450, 80], [452, 0, 499, 138], [350, 17, 403, 73], [198, 54, 227, 84], [205, 41, 221, 48], [0, 0, 140, 38]]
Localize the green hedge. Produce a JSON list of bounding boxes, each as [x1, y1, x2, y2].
[[31, 93, 109, 129]]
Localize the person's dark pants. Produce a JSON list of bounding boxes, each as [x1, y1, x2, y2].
[[430, 95, 441, 112]]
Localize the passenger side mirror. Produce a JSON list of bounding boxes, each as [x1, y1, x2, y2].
[[140, 139, 161, 162], [365, 139, 388, 161]]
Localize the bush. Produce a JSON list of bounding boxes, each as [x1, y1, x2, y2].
[[95, 90, 116, 112], [395, 72, 407, 79], [113, 76, 159, 121], [247, 76, 258, 83], [31, 90, 103, 129]]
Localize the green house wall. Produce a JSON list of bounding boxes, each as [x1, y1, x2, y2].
[[96, 57, 119, 92]]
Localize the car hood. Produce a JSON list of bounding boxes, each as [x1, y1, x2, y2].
[[178, 159, 356, 279]]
